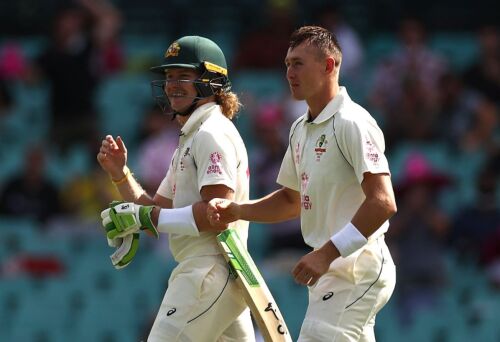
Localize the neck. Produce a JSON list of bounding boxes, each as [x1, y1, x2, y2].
[[176, 114, 190, 126], [176, 97, 215, 127], [306, 82, 339, 120]]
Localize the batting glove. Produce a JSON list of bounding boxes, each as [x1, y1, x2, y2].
[[102, 203, 125, 247], [101, 201, 159, 240], [100, 203, 140, 269], [109, 233, 140, 269]]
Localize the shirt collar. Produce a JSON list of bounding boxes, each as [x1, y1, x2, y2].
[[306, 86, 350, 124], [180, 102, 218, 135]]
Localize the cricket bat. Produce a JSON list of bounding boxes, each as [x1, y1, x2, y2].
[[217, 228, 293, 342]]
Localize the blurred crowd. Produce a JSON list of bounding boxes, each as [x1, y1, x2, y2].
[[0, 0, 499, 336]]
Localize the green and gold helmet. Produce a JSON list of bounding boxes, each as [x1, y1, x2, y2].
[[151, 36, 231, 100], [151, 36, 227, 74]]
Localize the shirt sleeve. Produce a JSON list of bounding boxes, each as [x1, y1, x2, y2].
[[337, 117, 390, 184], [192, 130, 238, 192], [276, 142, 299, 191]]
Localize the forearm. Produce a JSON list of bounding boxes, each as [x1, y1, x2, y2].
[[351, 195, 397, 238], [350, 173, 397, 238], [149, 184, 238, 234], [110, 166, 154, 205], [326, 174, 396, 259], [240, 187, 300, 223], [148, 200, 220, 236], [325, 197, 395, 260], [150, 201, 228, 231]]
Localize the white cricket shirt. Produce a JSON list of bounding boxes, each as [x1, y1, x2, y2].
[[277, 87, 391, 249], [157, 102, 249, 261]]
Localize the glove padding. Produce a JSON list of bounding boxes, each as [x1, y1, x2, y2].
[[110, 233, 140, 269], [101, 202, 159, 239], [102, 202, 127, 246], [101, 202, 141, 269]]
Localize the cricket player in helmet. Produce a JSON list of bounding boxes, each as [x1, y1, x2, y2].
[[150, 35, 232, 119], [97, 36, 254, 341]]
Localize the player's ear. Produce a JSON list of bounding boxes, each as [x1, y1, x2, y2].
[[325, 57, 335, 74]]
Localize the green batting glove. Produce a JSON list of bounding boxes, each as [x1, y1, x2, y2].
[[102, 200, 124, 246], [101, 202, 159, 240], [110, 233, 140, 269], [101, 201, 141, 269]]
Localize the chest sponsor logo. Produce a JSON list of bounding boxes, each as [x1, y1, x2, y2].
[[302, 194, 312, 210], [207, 151, 223, 175], [302, 195, 312, 210], [314, 134, 328, 161], [300, 173, 312, 210], [295, 142, 301, 164], [300, 172, 309, 192]]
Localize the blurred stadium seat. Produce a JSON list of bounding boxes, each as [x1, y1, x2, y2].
[[232, 70, 287, 101], [97, 73, 153, 144], [430, 33, 479, 72]]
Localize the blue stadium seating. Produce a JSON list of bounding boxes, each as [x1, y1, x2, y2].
[[430, 33, 479, 72]]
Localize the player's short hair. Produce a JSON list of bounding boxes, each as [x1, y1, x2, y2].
[[289, 26, 342, 64]]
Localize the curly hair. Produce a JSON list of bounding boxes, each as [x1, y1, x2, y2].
[[216, 91, 242, 119]]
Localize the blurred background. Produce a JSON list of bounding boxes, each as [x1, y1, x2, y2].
[[0, 0, 499, 341]]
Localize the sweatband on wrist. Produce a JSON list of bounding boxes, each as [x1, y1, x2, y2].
[[330, 222, 368, 258], [157, 205, 199, 236], [111, 166, 131, 185]]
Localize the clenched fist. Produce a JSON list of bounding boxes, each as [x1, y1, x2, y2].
[[206, 198, 241, 226]]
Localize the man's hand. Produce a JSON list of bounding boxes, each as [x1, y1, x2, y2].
[[292, 241, 340, 286], [97, 135, 128, 180], [101, 202, 159, 239], [97, 135, 127, 179], [207, 198, 241, 226]]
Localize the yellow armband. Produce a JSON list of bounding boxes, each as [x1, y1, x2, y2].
[[111, 166, 131, 185]]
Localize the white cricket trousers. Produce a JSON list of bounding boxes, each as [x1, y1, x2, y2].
[[148, 255, 255, 342], [298, 236, 396, 342]]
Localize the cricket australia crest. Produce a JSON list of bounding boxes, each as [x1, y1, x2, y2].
[[165, 41, 180, 57], [314, 134, 328, 161]]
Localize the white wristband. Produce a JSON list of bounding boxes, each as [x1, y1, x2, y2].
[[157, 205, 199, 236], [330, 222, 368, 258]]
